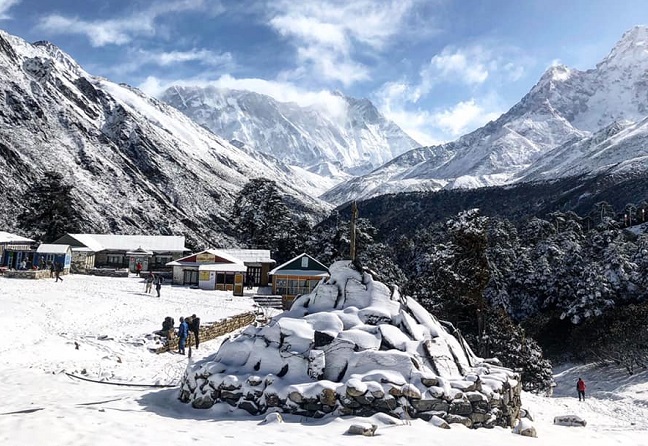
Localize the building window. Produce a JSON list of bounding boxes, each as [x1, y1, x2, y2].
[[301, 257, 309, 268], [154, 256, 172, 266], [107, 255, 122, 266]]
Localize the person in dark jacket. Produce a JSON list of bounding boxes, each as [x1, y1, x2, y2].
[[576, 377, 586, 401], [155, 275, 163, 297], [177, 317, 189, 355], [189, 314, 200, 349], [54, 262, 63, 282]]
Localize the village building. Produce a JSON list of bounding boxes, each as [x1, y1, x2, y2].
[[166, 249, 249, 295], [35, 244, 72, 273], [268, 253, 330, 309], [51, 234, 189, 273], [220, 249, 275, 287], [0, 231, 36, 271]]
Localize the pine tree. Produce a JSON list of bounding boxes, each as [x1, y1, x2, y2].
[[232, 178, 292, 251], [18, 170, 83, 242]]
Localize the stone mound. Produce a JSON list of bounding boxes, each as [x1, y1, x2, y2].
[[179, 261, 521, 428]]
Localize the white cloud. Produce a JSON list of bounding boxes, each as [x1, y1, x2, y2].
[[432, 99, 502, 136], [139, 74, 349, 122], [267, 0, 419, 86], [0, 0, 20, 20], [415, 44, 528, 100], [374, 81, 504, 144], [141, 49, 233, 67], [36, 0, 212, 46]]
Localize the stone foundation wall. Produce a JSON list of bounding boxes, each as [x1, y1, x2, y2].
[[4, 269, 61, 279], [157, 312, 255, 353], [180, 370, 521, 428], [87, 268, 129, 277], [180, 371, 522, 428]]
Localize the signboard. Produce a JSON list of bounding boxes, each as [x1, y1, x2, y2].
[[199, 271, 211, 281], [196, 252, 215, 263]]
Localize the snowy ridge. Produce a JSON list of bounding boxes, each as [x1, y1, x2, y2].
[[160, 86, 421, 177], [0, 30, 330, 245], [325, 26, 648, 205]]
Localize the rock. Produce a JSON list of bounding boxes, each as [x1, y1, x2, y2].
[[319, 388, 337, 406], [346, 379, 368, 397], [401, 383, 422, 399], [346, 424, 378, 436], [554, 415, 587, 427], [420, 376, 439, 387], [411, 398, 448, 412], [260, 412, 283, 424], [445, 414, 473, 428], [191, 395, 214, 409], [238, 400, 259, 415], [449, 400, 473, 416], [430, 415, 451, 429], [288, 391, 303, 404], [513, 418, 537, 437]]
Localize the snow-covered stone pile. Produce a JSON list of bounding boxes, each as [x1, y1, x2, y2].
[[179, 261, 521, 428]]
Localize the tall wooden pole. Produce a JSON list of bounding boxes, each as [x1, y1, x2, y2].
[[350, 201, 358, 261]]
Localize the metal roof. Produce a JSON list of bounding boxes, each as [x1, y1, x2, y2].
[[172, 249, 244, 265], [0, 231, 34, 244], [270, 269, 330, 278], [221, 249, 275, 264], [64, 234, 188, 252], [269, 253, 329, 276], [36, 244, 71, 254]]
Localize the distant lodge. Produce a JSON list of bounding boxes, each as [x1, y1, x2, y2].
[[1, 231, 330, 305]]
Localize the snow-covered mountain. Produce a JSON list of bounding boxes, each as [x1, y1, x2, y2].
[[0, 30, 331, 246], [160, 86, 421, 177], [324, 26, 648, 205]]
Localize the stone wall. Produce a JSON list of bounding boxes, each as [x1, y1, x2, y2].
[[180, 366, 522, 428], [87, 268, 129, 277], [157, 312, 256, 353], [4, 269, 61, 279]]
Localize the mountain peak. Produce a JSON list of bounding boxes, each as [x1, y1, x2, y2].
[[599, 25, 648, 69]]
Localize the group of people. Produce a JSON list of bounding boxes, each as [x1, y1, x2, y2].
[[144, 272, 164, 297], [176, 314, 200, 355]]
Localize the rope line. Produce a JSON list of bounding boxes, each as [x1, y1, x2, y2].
[[65, 372, 178, 388]]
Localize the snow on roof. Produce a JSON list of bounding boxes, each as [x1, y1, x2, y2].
[[173, 249, 245, 265], [0, 231, 34, 244], [199, 264, 248, 273], [221, 249, 275, 264], [66, 234, 188, 252], [36, 244, 71, 254], [270, 269, 330, 277], [269, 253, 328, 275]]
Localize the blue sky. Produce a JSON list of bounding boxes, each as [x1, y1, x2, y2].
[[1, 0, 647, 145]]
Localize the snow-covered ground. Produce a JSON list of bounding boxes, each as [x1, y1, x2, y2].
[[0, 274, 646, 445]]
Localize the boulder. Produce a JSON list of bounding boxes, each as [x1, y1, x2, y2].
[[346, 424, 378, 436], [513, 418, 537, 437], [554, 415, 587, 427]]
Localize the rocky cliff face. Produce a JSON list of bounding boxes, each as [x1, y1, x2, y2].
[[0, 30, 329, 247]]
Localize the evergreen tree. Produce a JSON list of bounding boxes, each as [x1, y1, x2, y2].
[[18, 170, 83, 242], [232, 178, 292, 252], [483, 307, 554, 392]]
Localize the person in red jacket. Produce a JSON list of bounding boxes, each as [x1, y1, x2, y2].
[[577, 377, 586, 401]]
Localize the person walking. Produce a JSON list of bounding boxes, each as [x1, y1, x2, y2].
[[577, 377, 586, 401], [145, 272, 154, 294], [54, 262, 63, 282], [135, 261, 142, 277], [177, 317, 189, 355], [49, 260, 54, 278], [155, 274, 163, 297], [189, 314, 200, 349]]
